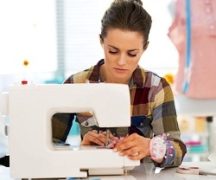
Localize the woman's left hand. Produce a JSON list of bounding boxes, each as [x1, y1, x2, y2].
[[113, 133, 151, 160]]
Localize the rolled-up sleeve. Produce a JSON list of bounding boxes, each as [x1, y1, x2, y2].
[[151, 78, 187, 168]]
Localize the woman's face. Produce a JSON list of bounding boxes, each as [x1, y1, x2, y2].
[[101, 28, 145, 84]]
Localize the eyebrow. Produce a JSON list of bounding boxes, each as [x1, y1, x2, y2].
[[108, 45, 139, 52]]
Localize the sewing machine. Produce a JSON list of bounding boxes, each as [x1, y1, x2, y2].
[[0, 83, 140, 179]]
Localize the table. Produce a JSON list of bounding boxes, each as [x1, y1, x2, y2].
[[1, 161, 216, 180]]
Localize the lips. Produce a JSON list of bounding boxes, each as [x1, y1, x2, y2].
[[113, 67, 128, 73]]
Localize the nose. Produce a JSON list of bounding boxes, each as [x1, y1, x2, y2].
[[117, 54, 127, 66]]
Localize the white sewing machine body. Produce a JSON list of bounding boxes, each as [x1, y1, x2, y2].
[[2, 83, 140, 178]]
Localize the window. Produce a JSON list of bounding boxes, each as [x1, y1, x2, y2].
[[60, 0, 178, 77], [0, 0, 57, 80], [0, 0, 178, 86]]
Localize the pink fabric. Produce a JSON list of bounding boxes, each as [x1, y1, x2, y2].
[[168, 0, 216, 99]]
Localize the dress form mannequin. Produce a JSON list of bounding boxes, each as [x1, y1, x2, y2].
[[168, 0, 216, 99]]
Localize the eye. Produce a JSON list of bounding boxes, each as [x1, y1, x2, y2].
[[108, 50, 118, 54], [128, 53, 137, 57]]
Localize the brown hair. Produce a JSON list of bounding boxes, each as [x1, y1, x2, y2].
[[100, 0, 152, 48]]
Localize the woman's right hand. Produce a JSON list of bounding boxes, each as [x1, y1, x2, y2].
[[81, 130, 108, 146]]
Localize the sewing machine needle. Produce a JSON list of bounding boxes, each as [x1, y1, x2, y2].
[[105, 129, 110, 148]]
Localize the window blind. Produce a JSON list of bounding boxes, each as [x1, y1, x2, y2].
[[57, 0, 178, 78]]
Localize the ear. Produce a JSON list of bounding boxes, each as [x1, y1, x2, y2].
[[99, 34, 103, 45], [143, 41, 149, 50]]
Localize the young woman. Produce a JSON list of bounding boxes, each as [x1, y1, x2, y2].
[[53, 0, 186, 168]]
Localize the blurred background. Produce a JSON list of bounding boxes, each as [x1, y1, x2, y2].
[[0, 0, 216, 162]]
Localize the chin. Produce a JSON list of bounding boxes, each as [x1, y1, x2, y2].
[[113, 76, 129, 84]]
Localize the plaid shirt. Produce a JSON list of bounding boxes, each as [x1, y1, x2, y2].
[[53, 59, 186, 168]]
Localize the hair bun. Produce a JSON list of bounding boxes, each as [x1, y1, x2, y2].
[[131, 0, 143, 6], [114, 0, 143, 6]]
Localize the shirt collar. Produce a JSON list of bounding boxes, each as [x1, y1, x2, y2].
[[88, 59, 104, 83], [129, 67, 145, 88]]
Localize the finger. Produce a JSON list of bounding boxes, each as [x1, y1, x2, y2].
[[119, 147, 139, 157], [116, 133, 146, 150], [90, 133, 106, 145], [128, 152, 143, 160], [86, 133, 105, 146], [92, 138, 105, 146], [115, 139, 136, 151], [84, 131, 106, 146], [88, 130, 98, 136], [122, 133, 138, 142], [98, 133, 107, 144]]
